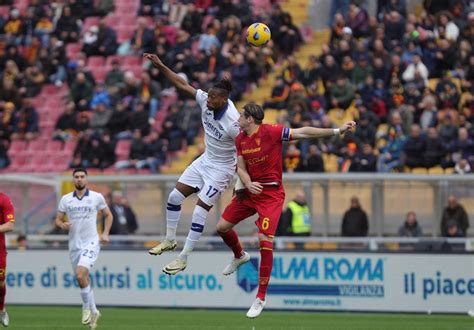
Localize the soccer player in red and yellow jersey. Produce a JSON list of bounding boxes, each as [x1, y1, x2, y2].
[[217, 103, 355, 318], [0, 193, 15, 326]]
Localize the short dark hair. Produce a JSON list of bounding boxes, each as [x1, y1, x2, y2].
[[211, 79, 233, 96], [243, 103, 264, 125], [72, 168, 88, 176]]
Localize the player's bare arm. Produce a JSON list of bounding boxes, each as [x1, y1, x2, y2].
[[100, 207, 113, 245], [143, 53, 197, 98], [237, 156, 263, 195], [291, 121, 356, 140], [0, 221, 14, 233], [54, 211, 70, 231]]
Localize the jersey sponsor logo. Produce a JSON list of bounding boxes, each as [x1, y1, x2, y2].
[[247, 155, 268, 165], [6, 214, 13, 219], [67, 206, 94, 213], [255, 138, 261, 146], [203, 118, 223, 140], [241, 147, 261, 155]]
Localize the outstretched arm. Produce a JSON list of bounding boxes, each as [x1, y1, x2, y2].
[[291, 121, 356, 140], [143, 53, 197, 98]]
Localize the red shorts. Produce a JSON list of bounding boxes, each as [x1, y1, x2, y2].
[[222, 187, 285, 237]]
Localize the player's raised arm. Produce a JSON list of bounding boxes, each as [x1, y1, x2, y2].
[[143, 53, 196, 98], [237, 156, 263, 195], [100, 207, 113, 245], [291, 121, 356, 140], [54, 211, 69, 231]]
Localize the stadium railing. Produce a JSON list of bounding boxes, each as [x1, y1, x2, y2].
[[0, 173, 473, 237]]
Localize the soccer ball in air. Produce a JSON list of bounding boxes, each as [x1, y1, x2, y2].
[[246, 23, 271, 47]]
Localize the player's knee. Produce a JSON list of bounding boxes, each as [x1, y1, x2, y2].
[[216, 220, 230, 234], [168, 188, 186, 206], [76, 272, 88, 285], [0, 280, 4, 288]]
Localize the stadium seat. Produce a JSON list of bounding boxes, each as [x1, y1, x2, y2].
[[105, 55, 122, 67], [0, 6, 9, 17], [122, 65, 143, 79], [117, 28, 134, 43], [63, 141, 77, 154], [82, 17, 100, 34], [116, 5, 139, 15], [444, 167, 454, 174], [66, 43, 82, 59], [411, 168, 428, 174], [87, 56, 105, 68], [7, 141, 27, 158], [92, 67, 109, 83], [117, 15, 137, 28], [26, 140, 46, 156], [428, 166, 444, 174], [122, 56, 141, 66]]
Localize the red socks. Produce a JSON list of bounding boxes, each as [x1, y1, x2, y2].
[[0, 283, 5, 310], [257, 240, 273, 301], [219, 229, 243, 258]]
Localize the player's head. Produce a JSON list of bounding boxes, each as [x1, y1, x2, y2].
[[240, 102, 264, 129], [207, 79, 232, 111], [72, 168, 88, 190]]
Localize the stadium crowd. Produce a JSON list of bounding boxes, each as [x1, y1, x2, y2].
[[0, 0, 297, 172], [273, 0, 474, 173]]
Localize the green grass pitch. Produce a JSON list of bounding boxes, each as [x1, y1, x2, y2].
[[6, 306, 473, 329]]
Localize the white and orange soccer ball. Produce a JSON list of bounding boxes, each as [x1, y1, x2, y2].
[[246, 23, 271, 47]]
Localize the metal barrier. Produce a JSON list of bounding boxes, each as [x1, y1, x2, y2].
[[1, 173, 473, 236]]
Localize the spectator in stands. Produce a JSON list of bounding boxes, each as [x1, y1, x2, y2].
[[70, 130, 93, 168], [454, 159, 472, 175], [377, 125, 406, 172], [353, 55, 372, 88], [82, 25, 99, 57], [346, 2, 369, 38], [53, 101, 78, 141], [115, 129, 148, 171], [341, 196, 369, 237], [16, 234, 28, 251], [444, 221, 464, 238], [136, 72, 160, 123], [274, 12, 303, 56], [451, 127, 474, 165], [402, 124, 426, 169], [22, 64, 45, 97], [354, 110, 376, 147], [284, 144, 301, 172], [55, 6, 80, 42], [398, 211, 422, 237], [299, 144, 324, 172], [3, 9, 22, 44], [162, 104, 183, 151], [402, 53, 428, 87], [144, 130, 167, 173], [0, 139, 9, 169], [129, 102, 150, 137], [89, 132, 115, 169], [350, 143, 377, 172], [441, 195, 469, 237], [95, 19, 118, 57], [329, 75, 355, 110], [109, 191, 138, 235], [107, 101, 130, 139], [131, 17, 155, 55], [95, 0, 115, 17], [278, 190, 311, 237], [69, 72, 94, 112], [229, 53, 249, 102], [424, 127, 445, 168], [180, 100, 202, 145], [11, 99, 39, 141], [105, 59, 125, 89], [0, 102, 15, 140], [438, 113, 458, 153], [90, 102, 111, 137]]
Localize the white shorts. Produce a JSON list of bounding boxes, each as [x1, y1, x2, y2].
[[70, 240, 100, 271], [178, 155, 235, 206]]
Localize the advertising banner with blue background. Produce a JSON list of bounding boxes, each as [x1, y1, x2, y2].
[[7, 251, 474, 312]]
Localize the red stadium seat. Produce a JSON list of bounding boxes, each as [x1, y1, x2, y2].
[[26, 140, 46, 155], [122, 55, 141, 66], [82, 17, 100, 34], [0, 6, 9, 18], [66, 43, 82, 59], [117, 15, 136, 28], [105, 55, 122, 67], [117, 28, 134, 43], [64, 141, 77, 153], [116, 5, 139, 15], [87, 56, 105, 68], [92, 67, 109, 83], [7, 141, 27, 158], [122, 65, 143, 79]]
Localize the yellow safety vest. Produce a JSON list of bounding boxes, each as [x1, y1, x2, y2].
[[288, 201, 311, 234]]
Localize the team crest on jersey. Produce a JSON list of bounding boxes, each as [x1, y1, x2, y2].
[[255, 138, 261, 146]]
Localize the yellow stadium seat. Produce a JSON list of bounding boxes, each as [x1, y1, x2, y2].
[[411, 168, 428, 174], [323, 153, 339, 172], [384, 243, 400, 251], [322, 242, 338, 250], [304, 242, 321, 250], [444, 167, 455, 174], [286, 242, 296, 250], [428, 166, 444, 174], [428, 78, 439, 91]]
